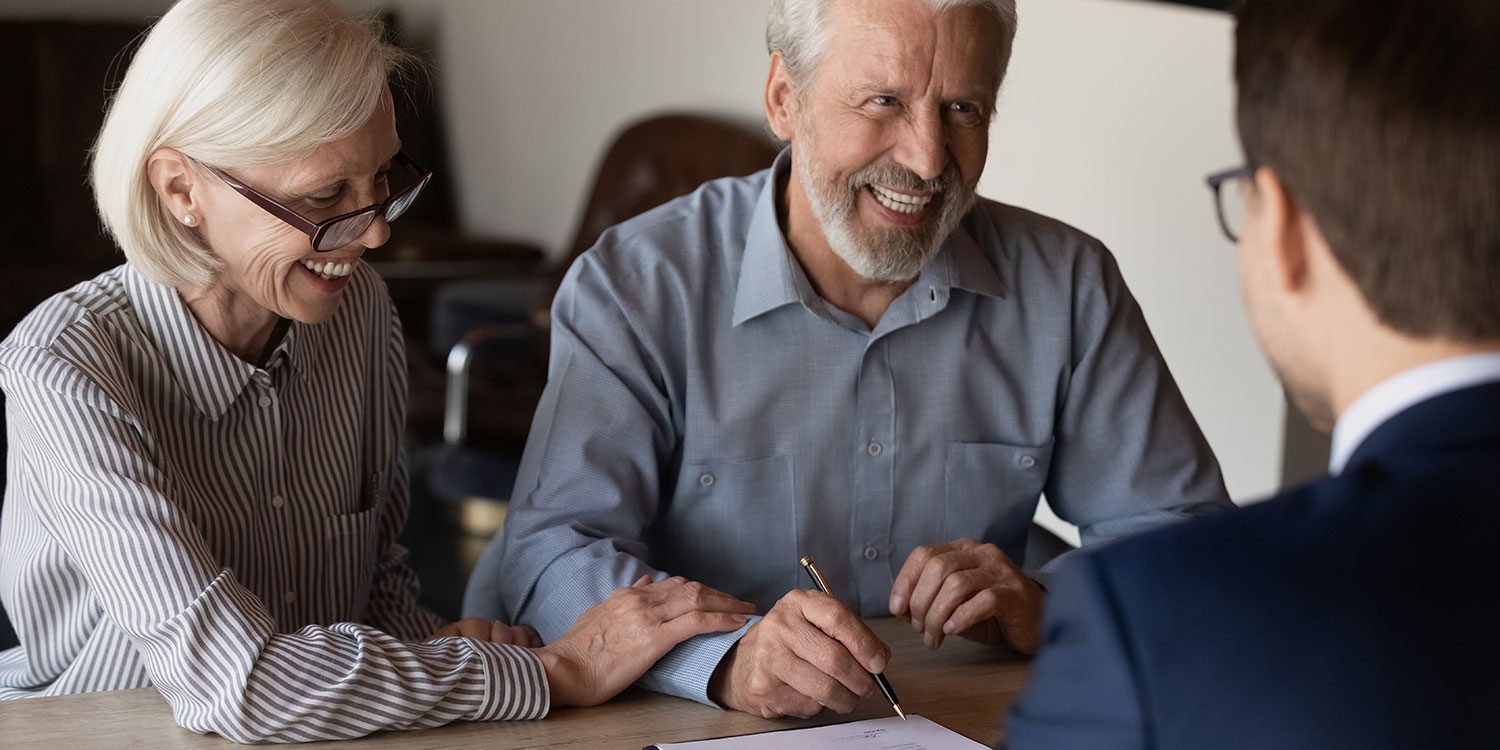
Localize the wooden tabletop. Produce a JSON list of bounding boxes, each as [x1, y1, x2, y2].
[[0, 618, 1031, 749]]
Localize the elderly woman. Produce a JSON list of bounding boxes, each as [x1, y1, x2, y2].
[[0, 0, 753, 743]]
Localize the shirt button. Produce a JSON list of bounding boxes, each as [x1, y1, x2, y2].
[[1020, 454, 1037, 469], [257, 395, 273, 408], [283, 590, 296, 604], [867, 441, 883, 457], [270, 495, 285, 509], [699, 473, 715, 488], [863, 545, 880, 561]]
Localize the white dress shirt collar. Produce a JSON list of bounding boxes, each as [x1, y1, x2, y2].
[[1330, 352, 1500, 474]]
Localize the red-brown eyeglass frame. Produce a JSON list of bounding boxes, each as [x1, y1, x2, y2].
[[202, 152, 432, 252]]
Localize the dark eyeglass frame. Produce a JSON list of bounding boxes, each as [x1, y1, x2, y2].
[[203, 151, 433, 252], [1205, 164, 1257, 244]]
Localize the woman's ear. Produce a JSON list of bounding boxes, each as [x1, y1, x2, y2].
[[146, 148, 202, 227]]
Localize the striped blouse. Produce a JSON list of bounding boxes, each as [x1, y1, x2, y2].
[[0, 263, 549, 742]]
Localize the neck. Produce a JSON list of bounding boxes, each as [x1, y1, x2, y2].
[[1327, 331, 1500, 423], [780, 166, 913, 329], [178, 283, 287, 366]]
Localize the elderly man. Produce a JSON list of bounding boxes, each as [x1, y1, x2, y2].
[[466, 0, 1229, 718]]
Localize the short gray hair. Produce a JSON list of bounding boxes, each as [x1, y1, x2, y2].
[[91, 0, 414, 289], [766, 0, 1019, 90]]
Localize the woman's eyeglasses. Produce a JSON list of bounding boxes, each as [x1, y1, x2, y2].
[[202, 152, 432, 253]]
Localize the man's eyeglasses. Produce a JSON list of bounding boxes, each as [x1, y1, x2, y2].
[[1205, 164, 1256, 244], [203, 152, 432, 253]]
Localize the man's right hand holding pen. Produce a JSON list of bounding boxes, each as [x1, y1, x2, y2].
[[708, 590, 892, 719]]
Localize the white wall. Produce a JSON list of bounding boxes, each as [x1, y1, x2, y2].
[[3, 0, 1286, 514], [981, 1, 1286, 521]]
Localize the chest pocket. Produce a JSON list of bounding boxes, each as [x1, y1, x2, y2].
[[943, 441, 1053, 558], [666, 454, 795, 612], [307, 471, 387, 623]]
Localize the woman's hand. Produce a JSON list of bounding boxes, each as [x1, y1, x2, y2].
[[534, 575, 756, 706], [427, 617, 543, 647]]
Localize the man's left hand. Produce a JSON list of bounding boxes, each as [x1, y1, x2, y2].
[[888, 538, 1044, 654]]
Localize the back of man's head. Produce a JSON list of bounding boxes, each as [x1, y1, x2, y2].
[[1235, 0, 1500, 342]]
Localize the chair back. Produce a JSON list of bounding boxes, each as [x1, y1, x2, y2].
[[533, 113, 781, 323]]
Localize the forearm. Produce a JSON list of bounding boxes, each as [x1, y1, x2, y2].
[[152, 572, 548, 743]]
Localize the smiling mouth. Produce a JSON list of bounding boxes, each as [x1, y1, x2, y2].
[[869, 184, 936, 215], [300, 259, 356, 281]]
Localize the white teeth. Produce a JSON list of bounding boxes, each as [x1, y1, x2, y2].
[[870, 185, 935, 215], [299, 259, 355, 280]]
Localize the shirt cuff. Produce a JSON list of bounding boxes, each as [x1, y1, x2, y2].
[[470, 642, 551, 721], [635, 617, 758, 706]]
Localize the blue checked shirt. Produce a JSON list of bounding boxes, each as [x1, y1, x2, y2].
[[465, 148, 1230, 705]]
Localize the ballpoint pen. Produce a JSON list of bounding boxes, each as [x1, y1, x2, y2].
[[798, 555, 907, 721]]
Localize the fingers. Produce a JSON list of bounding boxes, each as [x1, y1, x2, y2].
[[488, 620, 517, 645], [762, 689, 825, 720], [649, 581, 757, 621], [521, 626, 544, 648], [660, 609, 753, 643], [451, 616, 496, 640], [922, 569, 991, 648], [775, 649, 864, 714], [748, 672, 825, 719], [489, 621, 543, 647], [907, 547, 976, 633], [889, 543, 941, 617], [784, 619, 876, 700], [945, 588, 1005, 639], [431, 617, 534, 645], [796, 591, 890, 674]]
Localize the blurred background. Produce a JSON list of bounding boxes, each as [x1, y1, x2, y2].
[[0, 0, 1316, 630]]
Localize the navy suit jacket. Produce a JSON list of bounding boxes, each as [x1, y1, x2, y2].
[[1003, 382, 1500, 749]]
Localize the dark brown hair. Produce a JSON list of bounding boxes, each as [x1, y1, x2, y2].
[[1235, 0, 1500, 341]]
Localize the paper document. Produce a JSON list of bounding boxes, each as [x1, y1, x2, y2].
[[649, 715, 987, 750]]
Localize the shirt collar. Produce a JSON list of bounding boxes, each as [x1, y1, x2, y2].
[[124, 265, 305, 420], [1330, 352, 1500, 474], [732, 147, 1005, 327], [937, 216, 1006, 300]]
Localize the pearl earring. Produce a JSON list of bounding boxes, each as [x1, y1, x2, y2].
[[182, 214, 197, 227]]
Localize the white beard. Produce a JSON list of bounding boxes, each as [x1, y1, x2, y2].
[[793, 136, 976, 283]]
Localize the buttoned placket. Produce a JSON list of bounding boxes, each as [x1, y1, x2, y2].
[[849, 335, 895, 615], [848, 280, 955, 615], [253, 355, 295, 619]]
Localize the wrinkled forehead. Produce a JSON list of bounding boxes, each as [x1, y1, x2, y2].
[[818, 0, 1004, 95]]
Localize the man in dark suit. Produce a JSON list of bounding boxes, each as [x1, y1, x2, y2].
[[1002, 0, 1500, 747]]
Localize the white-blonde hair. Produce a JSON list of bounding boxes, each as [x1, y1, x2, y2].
[[766, 0, 1019, 92], [91, 0, 413, 289]]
